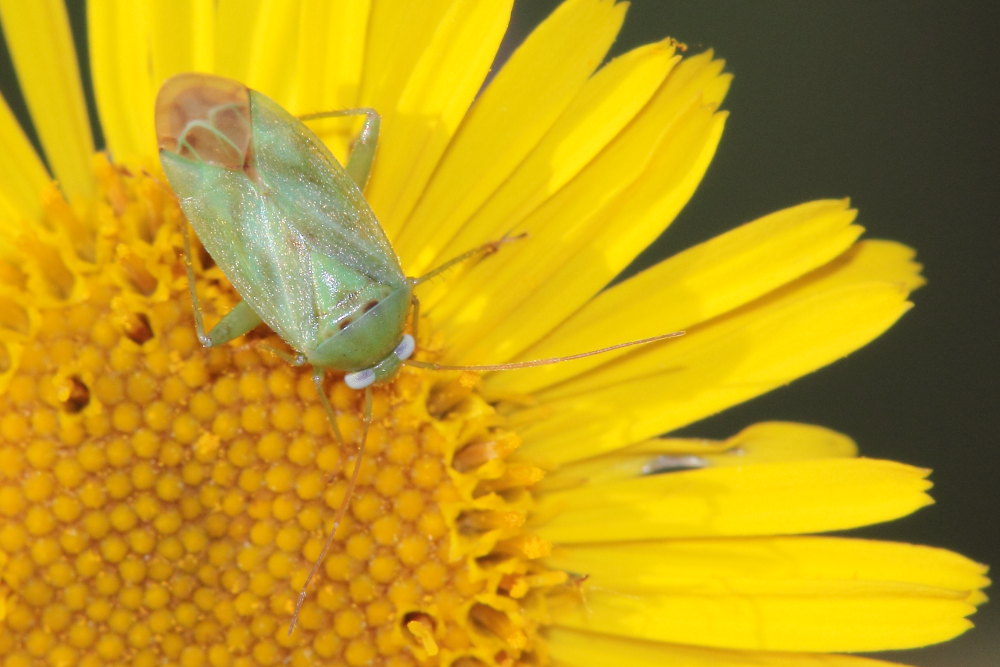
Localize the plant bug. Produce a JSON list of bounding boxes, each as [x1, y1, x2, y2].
[[155, 73, 682, 633]]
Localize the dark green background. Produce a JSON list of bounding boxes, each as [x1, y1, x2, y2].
[[506, 2, 999, 665], [2, 2, 996, 665]]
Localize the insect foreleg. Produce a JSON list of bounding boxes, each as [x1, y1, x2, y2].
[[181, 221, 262, 346], [311, 369, 344, 446], [299, 107, 380, 189]]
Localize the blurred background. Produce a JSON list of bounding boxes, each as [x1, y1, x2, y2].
[[508, 2, 999, 665], [1, 1, 995, 665]]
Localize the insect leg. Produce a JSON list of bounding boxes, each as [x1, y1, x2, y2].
[[410, 234, 527, 286], [182, 221, 262, 346], [256, 344, 307, 367], [299, 107, 380, 189], [311, 369, 344, 445]]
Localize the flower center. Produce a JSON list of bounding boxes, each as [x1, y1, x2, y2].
[[0, 156, 560, 665]]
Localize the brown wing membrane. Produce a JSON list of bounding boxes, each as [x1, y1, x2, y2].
[[155, 73, 253, 171]]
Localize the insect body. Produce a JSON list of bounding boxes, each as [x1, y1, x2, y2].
[[156, 73, 414, 391]]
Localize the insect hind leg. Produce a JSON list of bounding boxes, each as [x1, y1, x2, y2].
[[299, 108, 380, 189]]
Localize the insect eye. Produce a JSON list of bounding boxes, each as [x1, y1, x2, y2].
[[344, 368, 376, 389], [394, 334, 415, 361]]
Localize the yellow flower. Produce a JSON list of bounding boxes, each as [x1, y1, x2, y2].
[[0, 1, 987, 666]]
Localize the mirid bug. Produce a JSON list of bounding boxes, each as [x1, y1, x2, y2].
[[155, 73, 681, 632]]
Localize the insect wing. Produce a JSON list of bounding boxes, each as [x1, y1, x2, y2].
[[159, 76, 405, 356], [247, 90, 404, 284], [161, 149, 315, 351]]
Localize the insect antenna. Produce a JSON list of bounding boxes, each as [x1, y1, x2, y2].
[[288, 381, 373, 634], [404, 331, 684, 372]]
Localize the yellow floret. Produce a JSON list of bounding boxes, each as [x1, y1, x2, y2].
[[0, 160, 558, 664]]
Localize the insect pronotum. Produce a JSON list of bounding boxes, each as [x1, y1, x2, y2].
[[155, 73, 682, 634]]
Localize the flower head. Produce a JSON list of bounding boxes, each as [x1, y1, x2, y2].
[[0, 1, 987, 666]]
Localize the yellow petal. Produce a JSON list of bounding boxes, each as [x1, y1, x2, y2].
[[392, 0, 627, 265], [88, 1, 156, 162], [0, 0, 93, 198], [288, 0, 369, 112], [358, 0, 455, 109], [422, 39, 682, 291], [546, 627, 909, 667], [549, 580, 976, 652], [0, 94, 49, 222], [487, 198, 863, 394], [531, 458, 932, 542], [516, 240, 920, 466], [213, 0, 260, 81], [545, 537, 988, 601], [217, 0, 305, 103], [149, 0, 216, 85], [429, 60, 729, 361], [670, 420, 859, 466], [538, 421, 858, 492], [362, 0, 513, 234]]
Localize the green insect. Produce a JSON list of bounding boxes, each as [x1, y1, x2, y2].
[[155, 73, 680, 632]]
